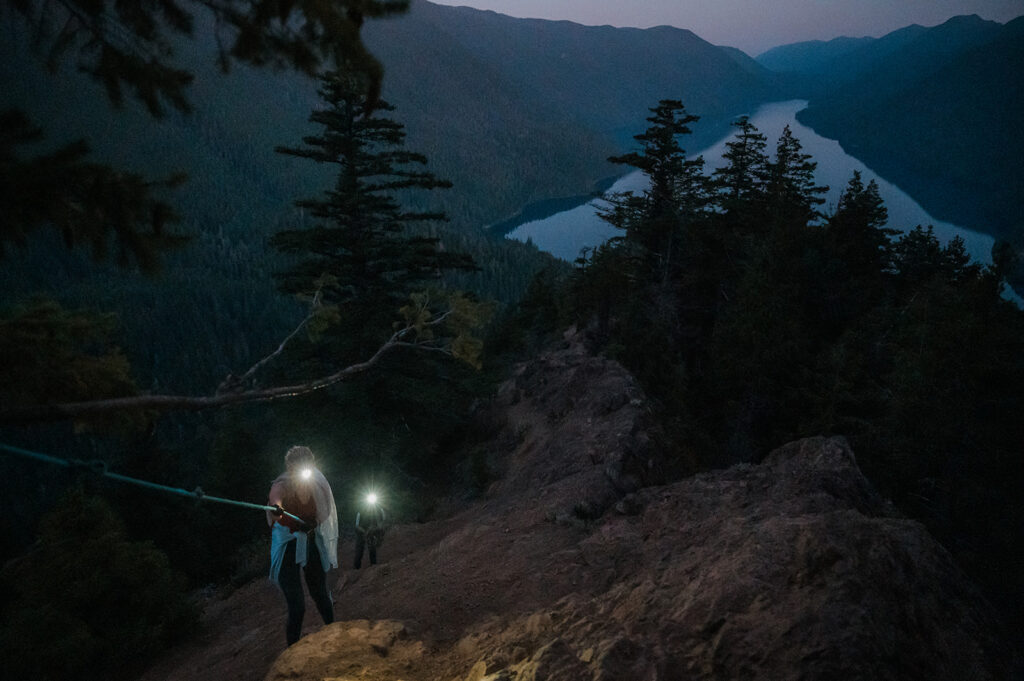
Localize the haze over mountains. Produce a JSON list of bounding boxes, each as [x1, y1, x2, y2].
[[758, 14, 1024, 243], [4, 5, 1024, 679], [0, 0, 782, 421], [2, 2, 1021, 350], [360, 0, 780, 232]]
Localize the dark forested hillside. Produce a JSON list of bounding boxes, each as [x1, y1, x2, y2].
[[0, 0, 778, 595], [382, 0, 775, 151], [756, 35, 877, 76], [557, 102, 1024, 658], [3, 4, 1023, 678], [789, 15, 1023, 243], [0, 0, 781, 405], [796, 14, 1003, 102], [755, 25, 930, 96]]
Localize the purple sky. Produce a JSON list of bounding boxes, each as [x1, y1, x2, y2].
[[427, 0, 1024, 55]]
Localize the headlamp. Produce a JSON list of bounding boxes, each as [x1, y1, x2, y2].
[[366, 492, 378, 506], [300, 467, 313, 481]]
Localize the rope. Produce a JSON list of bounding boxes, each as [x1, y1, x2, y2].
[[0, 441, 304, 523]]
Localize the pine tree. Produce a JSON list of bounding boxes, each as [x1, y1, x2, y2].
[[828, 171, 896, 277], [600, 99, 708, 280], [271, 68, 477, 359], [766, 125, 828, 227], [809, 171, 899, 328], [712, 115, 769, 211]]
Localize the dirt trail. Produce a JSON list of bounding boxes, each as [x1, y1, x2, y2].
[[138, 336, 1012, 681]]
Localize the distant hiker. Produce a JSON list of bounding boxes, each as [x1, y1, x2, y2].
[[267, 446, 339, 646], [353, 493, 386, 569]]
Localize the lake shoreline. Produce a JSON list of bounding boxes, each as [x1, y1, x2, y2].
[[485, 175, 623, 238], [507, 100, 1002, 266]]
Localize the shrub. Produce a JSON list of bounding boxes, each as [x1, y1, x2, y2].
[[0, 488, 199, 681]]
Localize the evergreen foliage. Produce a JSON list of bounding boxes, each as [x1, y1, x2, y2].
[[0, 488, 198, 681], [562, 103, 1024, 624], [766, 124, 828, 227], [1, 0, 409, 270], [0, 299, 143, 431], [0, 109, 188, 274], [272, 69, 476, 316], [712, 115, 769, 210], [2, 3, 1021, 664], [270, 67, 480, 369], [0, 0, 502, 656], [5, 0, 409, 116]]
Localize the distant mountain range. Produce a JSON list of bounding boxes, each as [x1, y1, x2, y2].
[[364, 0, 777, 226], [757, 14, 1023, 244], [757, 35, 879, 78], [6, 2, 1017, 286], [1, 0, 778, 245], [0, 0, 780, 398]]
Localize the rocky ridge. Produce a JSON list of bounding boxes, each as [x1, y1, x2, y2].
[[139, 334, 1011, 681]]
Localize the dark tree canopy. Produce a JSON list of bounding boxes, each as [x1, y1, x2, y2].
[[562, 100, 1024, 639], [712, 114, 769, 209], [5, 0, 410, 116], [1, 0, 410, 270], [600, 99, 708, 281], [0, 110, 188, 273], [272, 69, 476, 306], [271, 68, 478, 365], [766, 124, 828, 226]]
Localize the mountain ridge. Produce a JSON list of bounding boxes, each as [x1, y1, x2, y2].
[[373, 0, 775, 151], [794, 13, 1023, 241], [136, 333, 1016, 681]]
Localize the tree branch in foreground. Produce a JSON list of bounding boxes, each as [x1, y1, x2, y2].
[[0, 315, 446, 426]]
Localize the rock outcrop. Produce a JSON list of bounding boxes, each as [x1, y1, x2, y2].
[[447, 436, 1008, 680], [486, 330, 673, 517], [143, 337, 1013, 681]]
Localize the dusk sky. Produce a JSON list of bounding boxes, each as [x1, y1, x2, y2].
[[428, 0, 1024, 55]]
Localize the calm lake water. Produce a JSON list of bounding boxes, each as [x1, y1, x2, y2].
[[508, 100, 999, 266]]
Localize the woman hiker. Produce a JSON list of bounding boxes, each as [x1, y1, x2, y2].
[[267, 445, 339, 645]]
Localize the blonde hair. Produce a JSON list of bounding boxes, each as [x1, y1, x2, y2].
[[285, 445, 314, 469]]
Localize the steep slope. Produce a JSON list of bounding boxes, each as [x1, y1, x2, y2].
[[362, 4, 620, 230], [756, 25, 931, 94], [136, 334, 1013, 681], [717, 44, 778, 80], [804, 15, 1003, 109], [756, 35, 876, 75], [384, 1, 776, 149], [0, 1, 778, 411], [2, 0, 777, 242], [798, 14, 1024, 241]]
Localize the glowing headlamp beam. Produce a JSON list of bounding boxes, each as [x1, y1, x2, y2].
[[300, 468, 313, 480], [366, 492, 378, 505]]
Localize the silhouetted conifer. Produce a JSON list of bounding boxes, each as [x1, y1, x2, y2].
[[712, 115, 769, 212], [766, 124, 828, 227], [602, 99, 708, 279], [271, 69, 476, 358]]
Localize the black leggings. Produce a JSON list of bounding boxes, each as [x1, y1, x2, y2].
[[278, 538, 334, 645], [353, 531, 378, 569]]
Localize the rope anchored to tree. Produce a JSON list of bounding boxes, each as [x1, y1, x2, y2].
[[0, 441, 304, 524]]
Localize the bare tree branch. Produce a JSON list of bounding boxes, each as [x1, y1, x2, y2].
[[0, 317, 439, 425], [216, 290, 321, 394]]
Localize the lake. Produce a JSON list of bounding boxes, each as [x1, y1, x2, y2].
[[507, 100, 1000, 267]]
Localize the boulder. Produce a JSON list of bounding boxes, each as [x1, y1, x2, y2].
[[141, 340, 1013, 681]]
